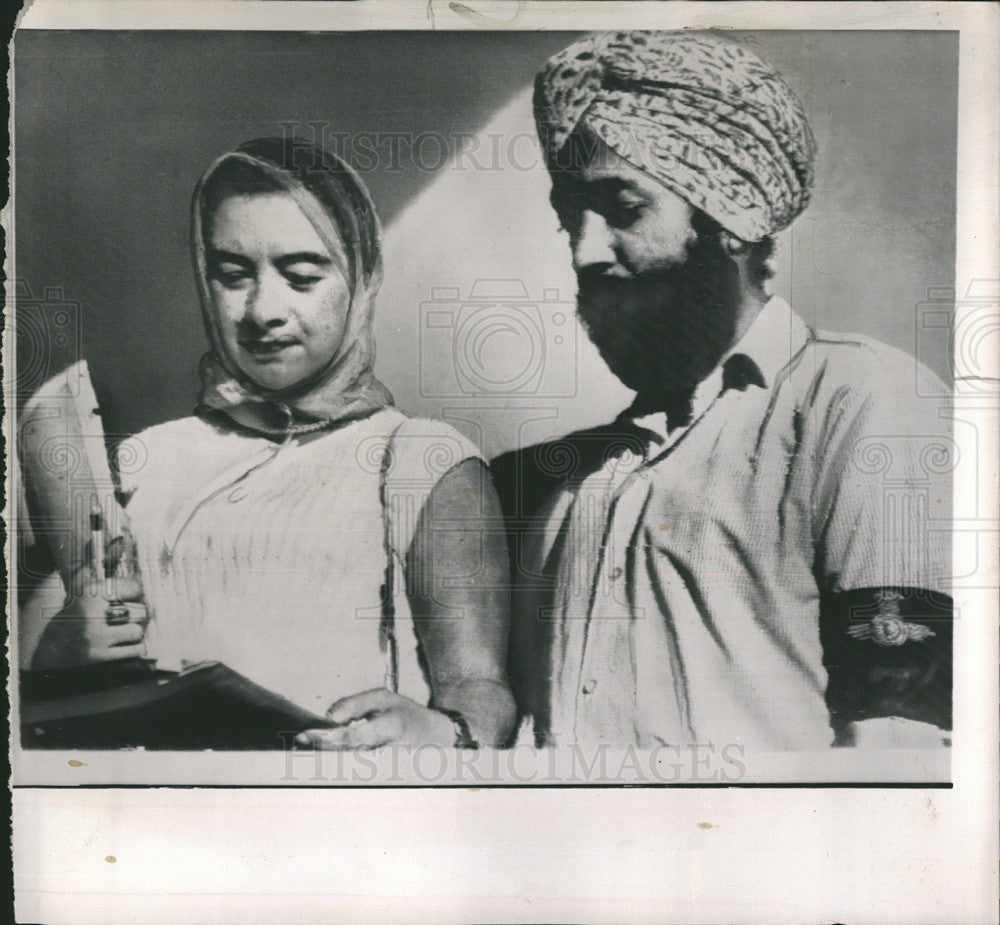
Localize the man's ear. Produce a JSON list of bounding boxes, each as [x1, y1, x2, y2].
[[722, 230, 777, 297], [719, 230, 751, 257]]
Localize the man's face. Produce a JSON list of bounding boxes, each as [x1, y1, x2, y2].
[[550, 129, 742, 398], [551, 131, 696, 278]]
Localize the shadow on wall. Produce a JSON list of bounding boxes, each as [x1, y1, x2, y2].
[[14, 30, 957, 456]]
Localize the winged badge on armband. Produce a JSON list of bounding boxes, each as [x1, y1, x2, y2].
[[846, 590, 937, 646]]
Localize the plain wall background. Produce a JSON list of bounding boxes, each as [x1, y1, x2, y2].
[[14, 30, 957, 457]]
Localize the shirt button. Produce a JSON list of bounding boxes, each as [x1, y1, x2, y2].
[[581, 679, 597, 695], [228, 487, 248, 503], [609, 566, 623, 581]]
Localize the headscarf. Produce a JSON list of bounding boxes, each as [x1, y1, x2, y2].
[[191, 137, 393, 436], [534, 31, 817, 242]]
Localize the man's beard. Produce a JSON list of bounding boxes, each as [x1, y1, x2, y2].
[[576, 232, 743, 403]]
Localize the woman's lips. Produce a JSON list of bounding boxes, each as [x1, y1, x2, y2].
[[240, 339, 299, 358]]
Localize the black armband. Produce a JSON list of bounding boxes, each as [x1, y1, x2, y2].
[[434, 707, 479, 749], [819, 586, 952, 735]]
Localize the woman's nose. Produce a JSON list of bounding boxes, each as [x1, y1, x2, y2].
[[572, 210, 616, 273], [243, 269, 290, 329]]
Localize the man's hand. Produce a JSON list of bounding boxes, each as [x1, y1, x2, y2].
[[847, 717, 950, 749], [294, 688, 457, 750], [30, 574, 147, 670]]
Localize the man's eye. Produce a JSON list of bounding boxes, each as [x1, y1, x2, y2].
[[556, 213, 578, 235], [605, 198, 646, 228], [555, 204, 583, 236]]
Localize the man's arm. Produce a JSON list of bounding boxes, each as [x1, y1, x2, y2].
[[812, 345, 953, 747], [819, 586, 952, 746]]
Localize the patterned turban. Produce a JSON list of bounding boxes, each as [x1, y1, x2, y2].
[[534, 31, 817, 242]]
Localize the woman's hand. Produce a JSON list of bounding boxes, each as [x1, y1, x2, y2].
[[30, 574, 147, 670], [295, 688, 458, 750], [296, 456, 517, 752]]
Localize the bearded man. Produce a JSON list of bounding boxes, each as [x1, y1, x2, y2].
[[493, 31, 953, 752]]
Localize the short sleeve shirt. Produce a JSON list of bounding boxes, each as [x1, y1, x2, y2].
[[119, 409, 483, 711], [522, 297, 952, 750]]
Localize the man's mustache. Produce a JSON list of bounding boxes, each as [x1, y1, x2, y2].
[[570, 237, 743, 397], [575, 263, 674, 296], [574, 263, 702, 339]]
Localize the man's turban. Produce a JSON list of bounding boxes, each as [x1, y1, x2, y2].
[[534, 31, 817, 242]]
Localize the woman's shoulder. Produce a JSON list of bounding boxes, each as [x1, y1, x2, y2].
[[388, 413, 484, 463], [119, 416, 226, 463], [379, 412, 485, 490], [132, 415, 216, 443], [116, 415, 249, 493], [377, 413, 489, 555]]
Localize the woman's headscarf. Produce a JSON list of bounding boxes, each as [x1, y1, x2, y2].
[[191, 136, 393, 436]]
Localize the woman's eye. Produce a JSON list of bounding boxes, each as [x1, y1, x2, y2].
[[284, 269, 324, 291], [213, 265, 251, 288]]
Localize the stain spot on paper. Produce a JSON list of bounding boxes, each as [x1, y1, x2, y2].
[[697, 822, 717, 830], [68, 759, 87, 767], [449, 1, 523, 27], [105, 856, 116, 863]]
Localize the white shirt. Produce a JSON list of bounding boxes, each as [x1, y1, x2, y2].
[[120, 408, 482, 712], [515, 297, 952, 750]]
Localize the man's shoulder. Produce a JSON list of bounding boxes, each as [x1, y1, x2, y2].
[[490, 421, 643, 520], [793, 330, 948, 404]]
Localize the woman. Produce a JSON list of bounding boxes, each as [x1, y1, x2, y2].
[[36, 137, 515, 749]]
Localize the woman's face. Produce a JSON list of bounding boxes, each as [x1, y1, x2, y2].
[[205, 191, 351, 393]]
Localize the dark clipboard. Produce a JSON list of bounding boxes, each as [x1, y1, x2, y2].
[[20, 659, 334, 750]]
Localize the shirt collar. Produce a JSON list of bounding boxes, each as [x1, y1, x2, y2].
[[622, 296, 811, 443], [723, 295, 810, 389]]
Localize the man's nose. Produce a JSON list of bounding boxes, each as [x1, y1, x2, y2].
[[243, 269, 289, 329], [572, 210, 616, 273]]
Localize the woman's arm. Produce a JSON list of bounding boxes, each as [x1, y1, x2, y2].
[[297, 457, 516, 749], [404, 457, 515, 747]]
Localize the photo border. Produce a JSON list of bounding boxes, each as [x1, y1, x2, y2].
[[7, 2, 998, 922]]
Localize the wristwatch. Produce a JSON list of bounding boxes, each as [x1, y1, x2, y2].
[[434, 707, 479, 749]]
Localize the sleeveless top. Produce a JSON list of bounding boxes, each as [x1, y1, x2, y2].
[[118, 408, 483, 712]]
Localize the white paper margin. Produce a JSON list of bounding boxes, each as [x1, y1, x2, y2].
[[8, 2, 999, 923]]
